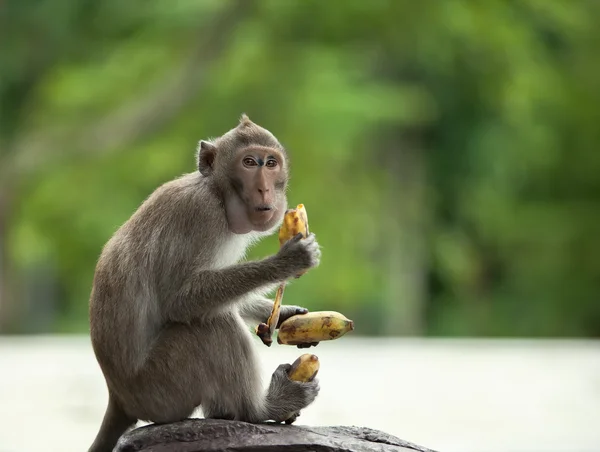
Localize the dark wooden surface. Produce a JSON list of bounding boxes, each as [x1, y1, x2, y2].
[[114, 418, 440, 452]]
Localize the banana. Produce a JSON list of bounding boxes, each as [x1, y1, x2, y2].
[[282, 353, 320, 424], [277, 311, 354, 346], [255, 284, 285, 347], [288, 353, 320, 382], [256, 204, 310, 346], [279, 203, 309, 246]]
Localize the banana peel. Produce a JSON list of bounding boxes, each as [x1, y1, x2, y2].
[[255, 284, 285, 347], [277, 311, 354, 346], [256, 204, 310, 346]]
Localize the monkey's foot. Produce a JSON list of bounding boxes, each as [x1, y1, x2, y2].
[[284, 411, 300, 424]]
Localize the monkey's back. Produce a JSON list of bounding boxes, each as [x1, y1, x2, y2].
[[89, 172, 227, 379]]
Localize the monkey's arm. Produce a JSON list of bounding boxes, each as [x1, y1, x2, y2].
[[238, 296, 308, 326], [170, 258, 290, 322], [238, 297, 274, 323], [168, 233, 319, 322]]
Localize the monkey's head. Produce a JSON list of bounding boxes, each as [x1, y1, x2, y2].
[[197, 114, 289, 234]]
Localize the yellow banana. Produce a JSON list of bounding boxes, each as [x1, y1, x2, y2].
[[256, 204, 310, 346], [279, 204, 309, 246], [288, 353, 320, 382], [277, 311, 354, 346], [282, 353, 320, 424]]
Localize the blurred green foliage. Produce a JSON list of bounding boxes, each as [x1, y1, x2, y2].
[[1, 0, 599, 336]]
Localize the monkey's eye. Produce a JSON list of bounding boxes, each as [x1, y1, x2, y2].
[[243, 157, 258, 167], [266, 159, 278, 168]]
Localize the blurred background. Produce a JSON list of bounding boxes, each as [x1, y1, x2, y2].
[[1, 1, 599, 451]]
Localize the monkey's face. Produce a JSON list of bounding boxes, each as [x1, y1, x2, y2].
[[197, 115, 290, 235], [226, 146, 288, 233]]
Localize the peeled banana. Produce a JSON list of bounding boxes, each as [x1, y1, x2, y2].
[[279, 203, 309, 245], [256, 204, 310, 346], [279, 203, 310, 278], [277, 311, 354, 346], [288, 353, 320, 382]]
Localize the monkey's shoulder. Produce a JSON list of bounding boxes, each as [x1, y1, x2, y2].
[[131, 173, 222, 227], [100, 174, 225, 258]]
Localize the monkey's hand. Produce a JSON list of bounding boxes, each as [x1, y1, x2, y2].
[[277, 305, 319, 349], [276, 305, 308, 327], [265, 363, 320, 423], [275, 233, 321, 279]]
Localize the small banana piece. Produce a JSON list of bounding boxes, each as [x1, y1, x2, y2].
[[277, 311, 354, 346], [282, 353, 320, 424], [288, 353, 320, 382]]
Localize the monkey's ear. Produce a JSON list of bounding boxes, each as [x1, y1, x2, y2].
[[197, 140, 217, 176]]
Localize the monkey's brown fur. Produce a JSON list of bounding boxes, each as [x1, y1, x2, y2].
[[88, 115, 321, 452]]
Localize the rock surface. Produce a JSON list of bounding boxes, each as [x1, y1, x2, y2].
[[113, 418, 439, 452]]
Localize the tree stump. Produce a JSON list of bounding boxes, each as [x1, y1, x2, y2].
[[114, 418, 439, 452]]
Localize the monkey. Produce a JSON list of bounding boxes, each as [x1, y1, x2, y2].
[[87, 114, 322, 452]]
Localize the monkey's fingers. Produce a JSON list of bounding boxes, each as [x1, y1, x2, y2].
[[296, 342, 319, 349], [255, 322, 273, 346], [276, 307, 309, 328], [284, 411, 300, 425], [289, 232, 304, 243]]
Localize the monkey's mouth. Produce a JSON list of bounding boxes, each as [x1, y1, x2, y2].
[[250, 205, 275, 226]]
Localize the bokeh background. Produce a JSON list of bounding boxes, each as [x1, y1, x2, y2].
[[1, 1, 599, 452]]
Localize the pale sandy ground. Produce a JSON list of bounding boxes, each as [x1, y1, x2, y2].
[[0, 336, 599, 452]]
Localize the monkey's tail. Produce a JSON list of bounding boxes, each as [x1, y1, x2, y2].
[[88, 393, 136, 452]]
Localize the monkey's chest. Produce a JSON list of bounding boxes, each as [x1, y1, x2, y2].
[[212, 234, 252, 269]]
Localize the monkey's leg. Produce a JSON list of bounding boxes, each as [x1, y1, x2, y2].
[[118, 315, 318, 426], [88, 392, 136, 452], [200, 320, 320, 423], [114, 314, 262, 425], [118, 324, 214, 424]]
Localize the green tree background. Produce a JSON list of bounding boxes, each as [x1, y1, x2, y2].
[[1, 0, 598, 337]]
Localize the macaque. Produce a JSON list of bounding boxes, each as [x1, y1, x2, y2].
[[88, 115, 321, 452]]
